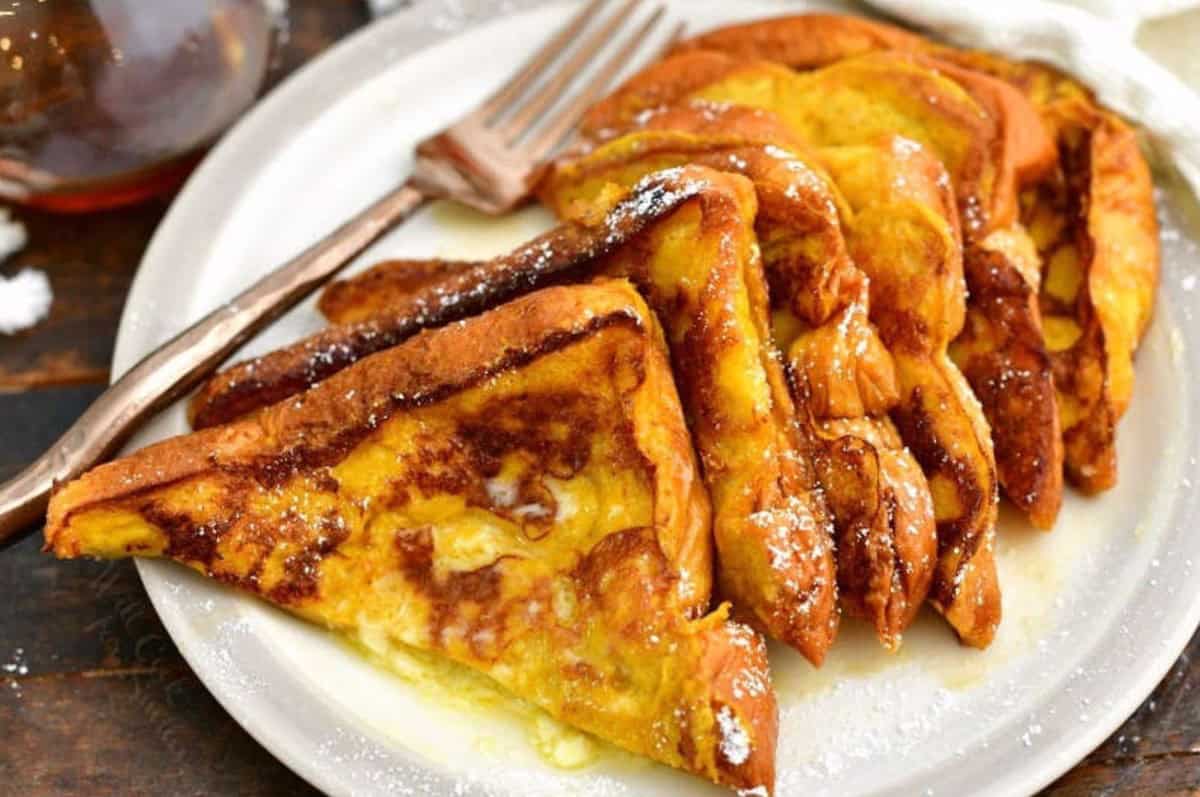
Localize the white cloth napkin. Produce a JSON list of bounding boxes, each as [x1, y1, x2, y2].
[[865, 0, 1200, 197], [1054, 0, 1199, 35], [366, 0, 409, 16]]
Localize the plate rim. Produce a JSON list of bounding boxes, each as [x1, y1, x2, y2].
[[113, 2, 1200, 796]]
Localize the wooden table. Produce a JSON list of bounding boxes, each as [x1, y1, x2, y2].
[[1, 3, 1197, 794]]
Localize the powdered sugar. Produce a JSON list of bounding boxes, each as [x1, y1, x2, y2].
[[0, 205, 45, 333], [0, 207, 47, 334], [0, 268, 52, 334], [716, 705, 751, 766], [0, 207, 26, 259], [485, 475, 518, 507]]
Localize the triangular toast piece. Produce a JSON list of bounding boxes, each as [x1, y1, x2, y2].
[[534, 124, 936, 649], [674, 12, 1161, 496], [582, 48, 1065, 533], [186, 170, 777, 431], [46, 280, 777, 795], [188, 166, 840, 665]]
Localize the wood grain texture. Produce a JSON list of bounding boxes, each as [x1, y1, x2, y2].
[[0, 201, 169, 389], [0, 388, 160, 675], [1047, 752, 1200, 796], [0, 1, 1197, 794], [0, 672, 318, 796]]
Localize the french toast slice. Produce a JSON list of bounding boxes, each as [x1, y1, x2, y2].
[[534, 125, 935, 649], [814, 140, 1001, 644], [189, 166, 841, 665], [676, 12, 1161, 494], [1020, 99, 1159, 492], [581, 48, 1063, 535], [46, 280, 779, 795]]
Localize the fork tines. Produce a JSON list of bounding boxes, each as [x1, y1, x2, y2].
[[475, 0, 670, 160]]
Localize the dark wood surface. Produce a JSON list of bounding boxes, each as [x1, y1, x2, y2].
[[1, 3, 1197, 795]]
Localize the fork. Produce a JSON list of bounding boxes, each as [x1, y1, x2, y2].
[[0, 0, 675, 547]]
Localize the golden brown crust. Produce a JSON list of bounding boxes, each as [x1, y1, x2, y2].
[[673, 13, 929, 69], [673, 18, 1058, 223], [916, 55, 1057, 223], [786, 290, 899, 421], [581, 50, 749, 140], [950, 238, 1064, 527], [674, 13, 1063, 105], [814, 416, 936, 644], [582, 50, 1005, 235], [814, 139, 1001, 647], [695, 620, 779, 790], [1030, 102, 1160, 492], [319, 258, 481, 325], [53, 282, 661, 545], [938, 49, 1158, 496], [543, 125, 858, 329], [570, 531, 778, 793]]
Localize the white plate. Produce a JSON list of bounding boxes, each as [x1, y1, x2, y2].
[[115, 2, 1200, 795]]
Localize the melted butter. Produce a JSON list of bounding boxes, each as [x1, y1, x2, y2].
[[431, 515, 524, 574], [530, 716, 597, 770], [346, 621, 612, 771], [431, 200, 555, 260]]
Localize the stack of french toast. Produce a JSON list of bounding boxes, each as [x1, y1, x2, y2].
[[44, 13, 1161, 795]]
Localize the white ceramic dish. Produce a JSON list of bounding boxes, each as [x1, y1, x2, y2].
[[114, 2, 1200, 795]]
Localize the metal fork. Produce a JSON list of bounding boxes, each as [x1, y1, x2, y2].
[[0, 0, 670, 547]]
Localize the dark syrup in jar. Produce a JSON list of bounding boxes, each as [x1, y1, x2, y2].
[[0, 0, 276, 211]]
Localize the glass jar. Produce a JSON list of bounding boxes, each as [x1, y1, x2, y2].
[[0, 0, 278, 212]]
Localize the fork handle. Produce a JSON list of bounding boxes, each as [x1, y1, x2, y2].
[[0, 181, 428, 550]]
